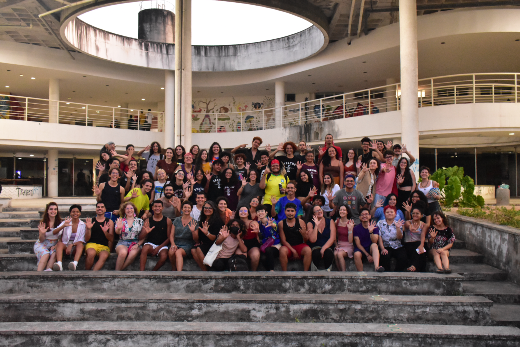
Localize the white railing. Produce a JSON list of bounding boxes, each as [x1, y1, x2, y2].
[[1, 73, 518, 133], [192, 73, 519, 132], [0, 95, 165, 131]]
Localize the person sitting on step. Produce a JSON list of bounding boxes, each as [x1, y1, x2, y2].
[[377, 206, 408, 272], [169, 201, 198, 271], [353, 208, 383, 272], [307, 205, 336, 271], [139, 200, 172, 271], [114, 202, 146, 271], [52, 204, 86, 271], [84, 202, 114, 271], [428, 211, 455, 274], [278, 203, 311, 271], [34, 202, 62, 271], [210, 220, 248, 271]]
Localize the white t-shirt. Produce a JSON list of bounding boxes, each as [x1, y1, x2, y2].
[[190, 206, 202, 221], [323, 184, 341, 212], [153, 180, 170, 199], [145, 152, 162, 174]]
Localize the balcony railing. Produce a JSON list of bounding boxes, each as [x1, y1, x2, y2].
[[192, 73, 519, 133], [0, 96, 165, 131], [1, 73, 518, 133]]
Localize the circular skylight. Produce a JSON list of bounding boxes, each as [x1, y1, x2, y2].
[[79, 0, 313, 45]]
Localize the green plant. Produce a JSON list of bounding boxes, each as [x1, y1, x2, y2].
[[458, 206, 520, 228], [430, 166, 484, 208]]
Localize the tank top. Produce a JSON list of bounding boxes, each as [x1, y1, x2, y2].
[[181, 164, 194, 177], [360, 150, 374, 165], [283, 218, 303, 246], [147, 216, 169, 245], [101, 182, 121, 212], [89, 217, 111, 247], [398, 170, 413, 189], [418, 180, 435, 203], [308, 218, 331, 248], [405, 221, 424, 243]]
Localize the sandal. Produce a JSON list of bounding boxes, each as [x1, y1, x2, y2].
[[376, 266, 385, 273], [436, 269, 444, 274], [407, 266, 416, 272], [444, 269, 452, 274]]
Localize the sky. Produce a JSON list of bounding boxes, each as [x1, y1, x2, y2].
[[79, 0, 312, 45]]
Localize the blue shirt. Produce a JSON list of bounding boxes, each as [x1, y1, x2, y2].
[[373, 207, 404, 224], [274, 196, 303, 222]]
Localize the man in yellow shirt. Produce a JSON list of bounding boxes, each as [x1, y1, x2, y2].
[[124, 179, 153, 219], [259, 159, 288, 217]]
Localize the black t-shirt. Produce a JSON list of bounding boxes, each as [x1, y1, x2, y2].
[[235, 167, 248, 181], [147, 216, 169, 245], [207, 174, 223, 202], [236, 148, 261, 166], [89, 217, 111, 247], [171, 182, 185, 199], [296, 181, 314, 198], [279, 156, 299, 181], [360, 150, 375, 165], [190, 182, 205, 204]]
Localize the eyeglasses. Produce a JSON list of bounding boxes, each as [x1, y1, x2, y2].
[[203, 206, 213, 210], [385, 156, 393, 159], [346, 180, 355, 183]]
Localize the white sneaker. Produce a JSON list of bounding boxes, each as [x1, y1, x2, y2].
[[43, 268, 53, 272], [52, 262, 63, 271], [68, 262, 77, 271]]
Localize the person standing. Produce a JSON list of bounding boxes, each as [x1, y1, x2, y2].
[[374, 150, 396, 204], [331, 175, 372, 224], [259, 159, 288, 216]]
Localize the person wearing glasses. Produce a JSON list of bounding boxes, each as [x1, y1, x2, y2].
[[331, 175, 373, 224], [374, 150, 396, 205]]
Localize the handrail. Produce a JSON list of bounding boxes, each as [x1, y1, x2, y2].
[[1, 72, 518, 133]]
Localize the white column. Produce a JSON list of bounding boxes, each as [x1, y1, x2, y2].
[[164, 70, 175, 148], [47, 149, 58, 197], [275, 81, 285, 128], [386, 78, 397, 112], [49, 79, 59, 123], [399, 0, 419, 172], [119, 102, 129, 129], [175, 0, 192, 148]]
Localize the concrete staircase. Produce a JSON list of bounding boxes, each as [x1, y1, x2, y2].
[[0, 205, 519, 345]]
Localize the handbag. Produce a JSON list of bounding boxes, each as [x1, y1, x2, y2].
[[260, 237, 275, 253], [203, 242, 222, 267]]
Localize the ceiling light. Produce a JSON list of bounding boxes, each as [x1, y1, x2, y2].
[[106, 85, 109, 87], [29, 154, 34, 157], [18, 157, 22, 159], [19, 74, 23, 77], [362, 61, 366, 63], [308, 75, 312, 77], [363, 72, 367, 74], [118, 105, 121, 107], [83, 76, 87, 77], [82, 107, 85, 109], [441, 42, 445, 44], [509, 133, 515, 135], [31, 77, 35, 80], [161, 87, 164, 90], [66, 102, 70, 105], [131, 109, 134, 111], [141, 98, 145, 100], [5, 86, 9, 88]]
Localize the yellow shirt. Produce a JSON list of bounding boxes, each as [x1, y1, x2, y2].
[[262, 173, 287, 205], [125, 188, 150, 213]]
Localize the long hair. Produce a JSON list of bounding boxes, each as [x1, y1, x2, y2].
[[321, 173, 335, 194], [409, 189, 429, 206], [199, 201, 221, 227], [369, 158, 381, 177], [220, 167, 239, 185], [195, 149, 210, 169], [321, 146, 340, 167], [41, 202, 62, 229], [397, 157, 412, 181], [150, 141, 162, 156], [227, 218, 247, 237], [430, 210, 449, 229], [234, 206, 252, 220], [193, 168, 208, 186], [209, 142, 222, 160], [174, 145, 186, 162], [119, 202, 138, 218]]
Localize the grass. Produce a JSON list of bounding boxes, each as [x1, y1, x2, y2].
[[457, 206, 520, 228]]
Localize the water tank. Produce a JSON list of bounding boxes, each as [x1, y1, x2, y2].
[[138, 9, 174, 44]]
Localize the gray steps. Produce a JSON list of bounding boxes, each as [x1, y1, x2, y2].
[[0, 322, 518, 346], [0, 293, 493, 325], [491, 304, 520, 328], [0, 212, 40, 219], [464, 281, 520, 304], [0, 219, 30, 228], [0, 228, 21, 238], [0, 272, 464, 296], [38, 211, 97, 218], [450, 264, 508, 281], [19, 229, 37, 240], [3, 205, 96, 212], [0, 237, 20, 249]]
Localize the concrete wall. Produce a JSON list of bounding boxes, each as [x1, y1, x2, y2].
[[447, 213, 520, 283]]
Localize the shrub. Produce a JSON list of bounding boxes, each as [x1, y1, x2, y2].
[[430, 166, 484, 208]]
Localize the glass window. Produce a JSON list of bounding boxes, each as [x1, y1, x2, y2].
[[477, 147, 516, 195]]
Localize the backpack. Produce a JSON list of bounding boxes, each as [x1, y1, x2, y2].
[[228, 255, 249, 271]]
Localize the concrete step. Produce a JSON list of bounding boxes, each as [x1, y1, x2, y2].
[[0, 212, 40, 219], [0, 219, 31, 228], [0, 249, 7, 254], [0, 271, 464, 296], [7, 240, 35, 254], [19, 229, 37, 240], [449, 264, 508, 281], [491, 304, 520, 328], [0, 293, 493, 325], [38, 211, 97, 219], [0, 228, 21, 238], [0, 237, 20, 249], [452, 239, 466, 249], [0, 322, 518, 346], [464, 281, 520, 304]]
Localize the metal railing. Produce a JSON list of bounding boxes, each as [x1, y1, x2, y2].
[[192, 73, 519, 132], [1, 73, 518, 133], [0, 95, 165, 131]]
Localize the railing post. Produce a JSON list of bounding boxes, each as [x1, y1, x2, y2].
[[240, 113, 243, 132], [299, 103, 302, 125], [431, 78, 434, 106], [515, 74, 518, 103], [137, 111, 140, 130], [24, 97, 28, 121], [57, 100, 59, 122], [215, 113, 218, 133], [262, 109, 265, 130], [492, 85, 495, 103], [454, 86, 457, 105], [342, 94, 346, 118], [473, 74, 476, 103], [112, 108, 115, 128], [320, 99, 323, 122], [368, 89, 371, 115], [397, 84, 400, 111], [85, 105, 88, 126]]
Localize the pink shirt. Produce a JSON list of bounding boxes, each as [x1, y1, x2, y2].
[[375, 163, 395, 197]]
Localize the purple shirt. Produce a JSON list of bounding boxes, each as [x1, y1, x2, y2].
[[353, 223, 379, 252], [302, 164, 320, 191]]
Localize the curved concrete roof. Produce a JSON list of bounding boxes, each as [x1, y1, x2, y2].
[[59, 0, 330, 71]]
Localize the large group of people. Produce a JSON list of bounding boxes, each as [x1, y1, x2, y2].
[[34, 135, 455, 273]]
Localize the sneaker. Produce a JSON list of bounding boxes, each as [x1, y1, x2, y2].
[[376, 266, 385, 272], [43, 268, 53, 272], [52, 262, 63, 271], [68, 262, 77, 271]]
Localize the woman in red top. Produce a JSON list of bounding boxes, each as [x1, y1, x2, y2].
[[344, 148, 357, 180], [155, 147, 176, 180]]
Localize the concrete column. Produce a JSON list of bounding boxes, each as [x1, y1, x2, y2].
[[164, 70, 175, 148], [47, 149, 58, 197], [49, 79, 59, 123], [275, 81, 285, 128], [386, 78, 397, 112], [119, 102, 129, 129], [175, 0, 192, 148], [399, 0, 419, 173]]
